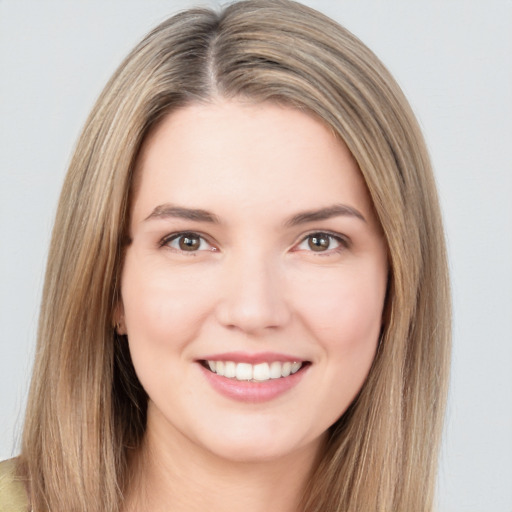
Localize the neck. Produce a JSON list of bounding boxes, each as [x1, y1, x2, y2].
[[122, 412, 324, 512]]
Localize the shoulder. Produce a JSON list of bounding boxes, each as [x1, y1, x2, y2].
[[0, 459, 29, 512]]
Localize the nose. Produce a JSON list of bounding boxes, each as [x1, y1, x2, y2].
[[214, 253, 291, 335]]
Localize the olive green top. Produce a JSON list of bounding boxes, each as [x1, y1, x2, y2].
[[0, 459, 28, 512]]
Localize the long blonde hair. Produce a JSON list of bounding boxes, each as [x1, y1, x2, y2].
[[19, 1, 451, 510]]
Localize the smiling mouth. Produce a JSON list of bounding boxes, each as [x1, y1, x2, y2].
[[200, 360, 309, 382]]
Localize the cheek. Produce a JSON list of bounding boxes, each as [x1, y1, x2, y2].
[[119, 255, 219, 401], [274, 266, 386, 436], [120, 254, 216, 352], [294, 263, 386, 355]]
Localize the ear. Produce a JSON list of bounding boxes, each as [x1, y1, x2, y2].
[[113, 302, 127, 335]]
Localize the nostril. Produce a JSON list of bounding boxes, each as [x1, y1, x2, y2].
[[215, 300, 292, 334]]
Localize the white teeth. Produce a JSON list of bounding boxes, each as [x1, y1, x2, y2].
[[224, 361, 236, 378], [205, 360, 304, 381], [269, 361, 282, 379], [291, 361, 302, 374], [253, 363, 270, 381], [235, 363, 253, 381]]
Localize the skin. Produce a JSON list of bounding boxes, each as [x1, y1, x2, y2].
[[118, 99, 388, 512]]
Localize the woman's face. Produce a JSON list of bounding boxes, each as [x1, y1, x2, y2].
[[119, 100, 388, 463]]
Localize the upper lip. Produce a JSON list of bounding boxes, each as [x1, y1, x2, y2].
[[198, 352, 308, 364]]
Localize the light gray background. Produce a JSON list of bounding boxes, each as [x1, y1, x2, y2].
[[1, 1, 511, 511]]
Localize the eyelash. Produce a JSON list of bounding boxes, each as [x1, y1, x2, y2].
[[159, 232, 216, 254], [159, 231, 350, 255], [295, 231, 350, 254]]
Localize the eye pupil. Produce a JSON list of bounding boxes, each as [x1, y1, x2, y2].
[[308, 234, 330, 251], [179, 234, 200, 251]]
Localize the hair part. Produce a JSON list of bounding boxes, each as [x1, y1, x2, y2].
[[19, 1, 450, 511]]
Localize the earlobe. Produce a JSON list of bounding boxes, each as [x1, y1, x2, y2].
[[115, 320, 127, 336], [113, 304, 127, 335]]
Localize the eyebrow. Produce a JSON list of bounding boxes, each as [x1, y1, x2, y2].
[[144, 204, 220, 223], [285, 204, 366, 226], [144, 202, 365, 226]]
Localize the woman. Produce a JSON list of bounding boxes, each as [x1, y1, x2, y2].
[[0, 0, 450, 510]]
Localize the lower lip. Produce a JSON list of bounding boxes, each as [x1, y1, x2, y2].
[[199, 364, 308, 403]]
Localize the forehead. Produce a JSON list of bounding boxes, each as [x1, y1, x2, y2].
[[132, 100, 374, 224]]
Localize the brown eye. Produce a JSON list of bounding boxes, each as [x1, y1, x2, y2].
[[308, 233, 332, 251], [294, 232, 345, 253], [164, 232, 213, 252], [179, 234, 201, 251]]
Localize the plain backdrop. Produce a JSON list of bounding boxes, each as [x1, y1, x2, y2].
[[1, 1, 511, 511]]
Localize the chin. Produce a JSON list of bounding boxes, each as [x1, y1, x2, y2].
[[191, 419, 324, 465]]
